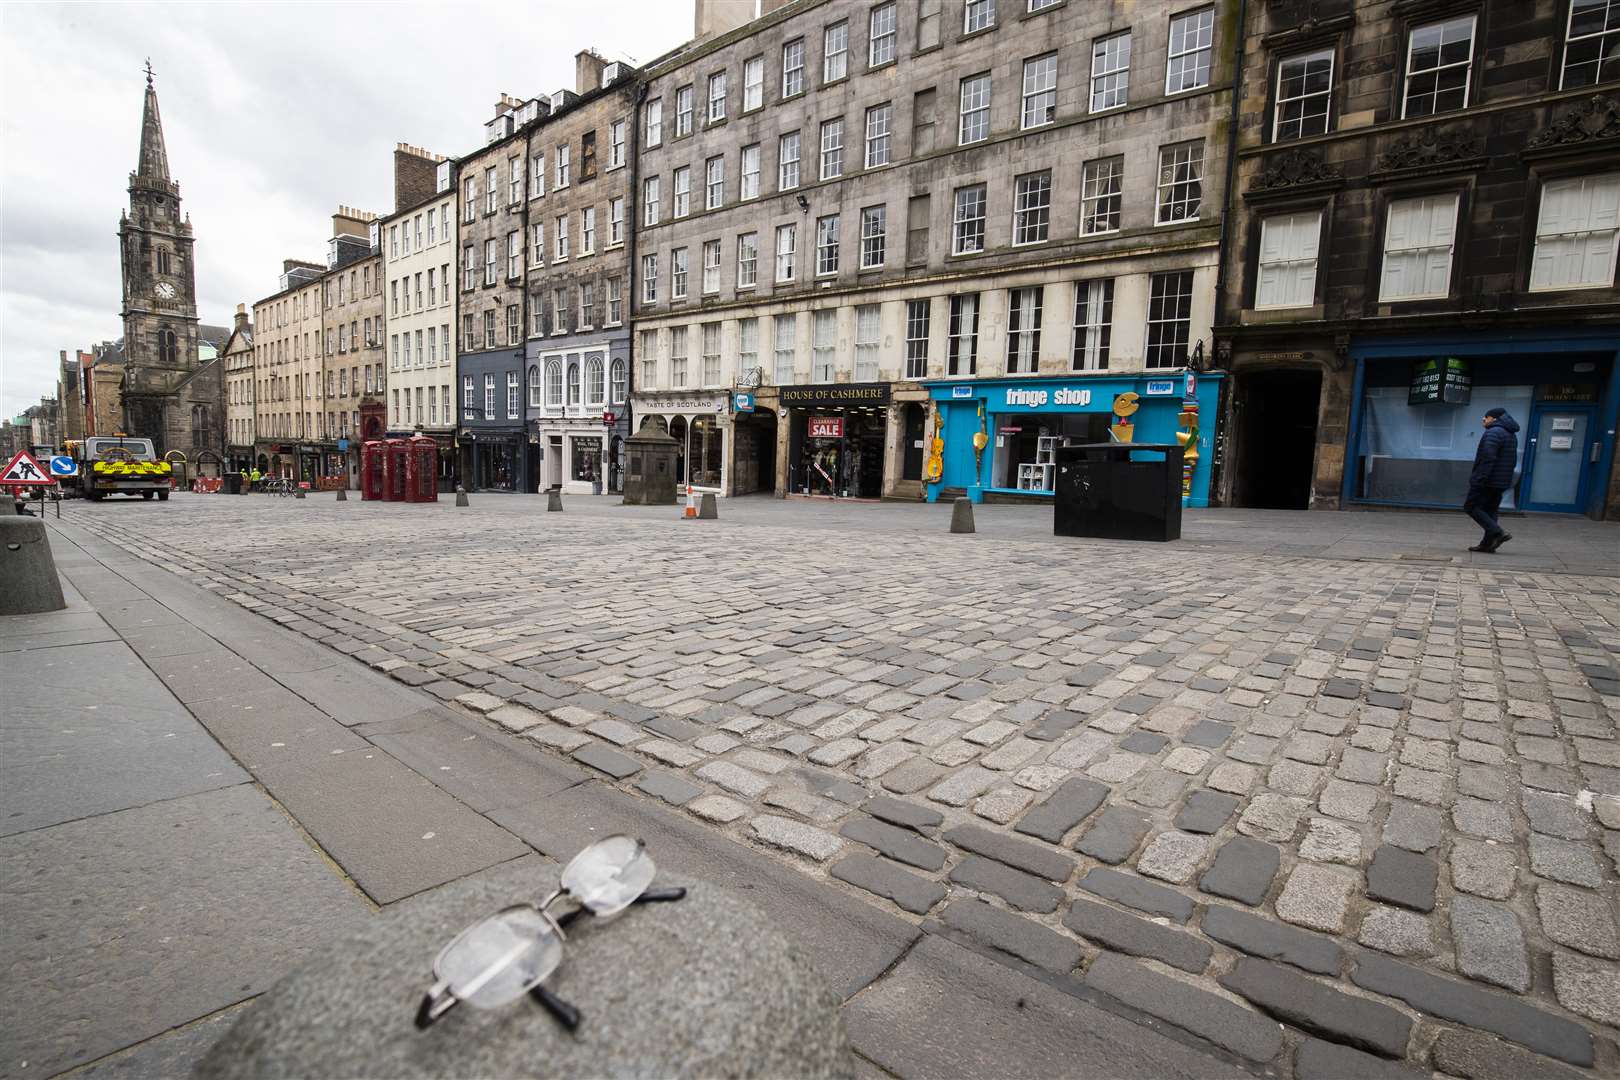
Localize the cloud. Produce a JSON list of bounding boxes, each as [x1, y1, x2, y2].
[[0, 0, 690, 416]]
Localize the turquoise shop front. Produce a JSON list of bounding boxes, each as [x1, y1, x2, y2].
[[923, 372, 1223, 506]]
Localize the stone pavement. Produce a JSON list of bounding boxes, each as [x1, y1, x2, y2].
[[5, 506, 1245, 1080], [42, 492, 1620, 1077]]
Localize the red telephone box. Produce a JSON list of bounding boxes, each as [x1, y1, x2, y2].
[[360, 441, 386, 501], [406, 434, 439, 503], [384, 439, 409, 501]]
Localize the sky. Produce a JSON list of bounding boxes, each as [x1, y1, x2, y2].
[[0, 0, 694, 419]]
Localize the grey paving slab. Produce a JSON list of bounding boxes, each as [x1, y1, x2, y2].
[[250, 748, 529, 904], [0, 639, 249, 836], [844, 935, 1246, 1080], [0, 783, 370, 1079], [74, 1006, 248, 1080], [369, 711, 587, 813]]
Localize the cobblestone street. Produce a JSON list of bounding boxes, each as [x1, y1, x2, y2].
[[57, 493, 1620, 1076]]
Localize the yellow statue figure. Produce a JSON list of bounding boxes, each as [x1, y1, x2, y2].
[[924, 405, 945, 483]]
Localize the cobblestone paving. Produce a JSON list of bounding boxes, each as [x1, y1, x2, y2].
[[63, 496, 1620, 1075]]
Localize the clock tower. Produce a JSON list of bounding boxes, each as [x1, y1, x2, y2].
[[118, 64, 200, 444]]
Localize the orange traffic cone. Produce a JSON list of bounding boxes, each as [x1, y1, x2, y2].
[[683, 484, 696, 519]]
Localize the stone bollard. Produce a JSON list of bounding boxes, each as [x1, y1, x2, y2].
[[949, 497, 976, 534], [698, 492, 718, 520], [195, 868, 852, 1080], [455, 486, 470, 507], [547, 489, 563, 512], [335, 488, 348, 502], [0, 515, 67, 615]]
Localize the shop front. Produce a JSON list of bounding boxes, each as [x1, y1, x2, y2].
[[1345, 332, 1620, 517], [630, 391, 730, 493], [780, 383, 891, 500], [461, 429, 526, 492], [924, 372, 1223, 506]]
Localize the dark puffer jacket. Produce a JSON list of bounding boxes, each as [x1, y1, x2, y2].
[[1470, 412, 1520, 489]]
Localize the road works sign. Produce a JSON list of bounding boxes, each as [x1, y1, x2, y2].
[[1, 450, 54, 486]]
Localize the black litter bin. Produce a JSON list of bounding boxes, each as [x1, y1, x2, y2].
[[223, 473, 242, 495], [1054, 443, 1184, 542]]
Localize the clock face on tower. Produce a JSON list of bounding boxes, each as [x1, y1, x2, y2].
[[156, 282, 177, 300]]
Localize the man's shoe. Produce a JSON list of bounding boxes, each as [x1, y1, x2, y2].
[[1468, 542, 1494, 553], [1488, 531, 1512, 552]]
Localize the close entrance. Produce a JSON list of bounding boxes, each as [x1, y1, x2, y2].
[[1234, 369, 1321, 510]]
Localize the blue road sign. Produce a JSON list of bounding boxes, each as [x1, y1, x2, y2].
[[49, 455, 78, 477]]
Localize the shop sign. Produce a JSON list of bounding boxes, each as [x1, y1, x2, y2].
[[1536, 383, 1598, 402], [779, 383, 891, 408], [1408, 357, 1471, 405], [951, 385, 974, 399], [634, 391, 729, 413], [808, 416, 844, 438], [337, 439, 349, 451], [1144, 380, 1176, 397], [1003, 386, 1093, 409], [735, 367, 763, 389], [733, 392, 755, 413]]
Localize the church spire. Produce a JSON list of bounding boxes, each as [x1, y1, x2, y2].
[[137, 60, 170, 182]]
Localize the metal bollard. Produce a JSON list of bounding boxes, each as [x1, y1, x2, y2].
[[335, 488, 348, 502], [697, 493, 718, 520], [949, 497, 975, 534], [455, 486, 470, 507], [547, 489, 563, 512]]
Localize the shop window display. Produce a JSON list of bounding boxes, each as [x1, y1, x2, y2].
[[990, 413, 1111, 492]]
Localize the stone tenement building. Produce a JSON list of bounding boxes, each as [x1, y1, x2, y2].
[[319, 207, 388, 479], [252, 260, 326, 478], [381, 144, 458, 486], [222, 306, 254, 471], [1217, 0, 1620, 519], [456, 94, 547, 492], [525, 52, 638, 496], [117, 70, 224, 467], [630, 0, 1231, 502]]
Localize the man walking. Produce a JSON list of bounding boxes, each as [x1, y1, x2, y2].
[[1464, 407, 1519, 553]]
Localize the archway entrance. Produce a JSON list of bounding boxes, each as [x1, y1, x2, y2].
[[1233, 369, 1322, 510], [732, 410, 777, 494]]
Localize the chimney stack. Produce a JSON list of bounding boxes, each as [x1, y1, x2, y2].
[[694, 0, 756, 41], [393, 143, 446, 211], [234, 303, 249, 334], [576, 50, 608, 95]]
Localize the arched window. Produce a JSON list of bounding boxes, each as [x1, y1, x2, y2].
[[156, 248, 172, 275], [610, 359, 627, 404], [545, 361, 563, 407], [586, 356, 605, 405], [566, 360, 581, 406], [159, 329, 177, 365], [527, 365, 541, 408], [191, 405, 209, 445]]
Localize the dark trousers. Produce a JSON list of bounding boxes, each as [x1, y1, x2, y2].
[[1463, 485, 1506, 539]]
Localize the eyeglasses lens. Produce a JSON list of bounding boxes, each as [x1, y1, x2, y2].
[[561, 835, 657, 916], [438, 907, 562, 1009]]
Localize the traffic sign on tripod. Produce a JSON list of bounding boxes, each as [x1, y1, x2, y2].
[[1, 450, 54, 486], [49, 455, 79, 478]]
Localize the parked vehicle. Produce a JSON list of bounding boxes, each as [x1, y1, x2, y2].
[[77, 436, 171, 501]]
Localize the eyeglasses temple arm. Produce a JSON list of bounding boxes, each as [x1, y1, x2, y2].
[[532, 985, 582, 1032], [554, 886, 689, 930]]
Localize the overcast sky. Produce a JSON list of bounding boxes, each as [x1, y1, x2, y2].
[[0, 0, 693, 418]]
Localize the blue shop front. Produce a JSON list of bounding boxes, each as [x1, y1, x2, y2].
[[924, 372, 1223, 506], [1344, 331, 1620, 517]]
